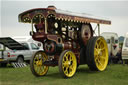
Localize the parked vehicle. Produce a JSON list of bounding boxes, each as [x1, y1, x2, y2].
[[0, 37, 42, 67], [0, 44, 4, 51], [101, 32, 121, 63], [12, 36, 43, 50], [18, 5, 111, 78], [122, 32, 128, 64]]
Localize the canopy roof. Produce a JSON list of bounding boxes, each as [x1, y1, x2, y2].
[[0, 37, 28, 50], [18, 6, 111, 25]]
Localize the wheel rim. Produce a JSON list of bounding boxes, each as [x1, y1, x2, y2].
[[17, 57, 23, 63], [94, 37, 108, 71], [33, 52, 48, 76], [62, 51, 77, 77]]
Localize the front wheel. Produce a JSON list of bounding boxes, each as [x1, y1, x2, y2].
[[59, 50, 77, 78], [0, 63, 7, 67], [86, 36, 108, 71], [30, 51, 49, 77]]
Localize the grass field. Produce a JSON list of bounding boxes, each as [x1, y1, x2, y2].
[[0, 64, 128, 85]]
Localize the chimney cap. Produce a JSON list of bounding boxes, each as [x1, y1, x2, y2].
[[47, 5, 56, 10]]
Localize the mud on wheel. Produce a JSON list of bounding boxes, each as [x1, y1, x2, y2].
[[59, 50, 77, 78], [86, 36, 108, 71], [30, 51, 49, 77]]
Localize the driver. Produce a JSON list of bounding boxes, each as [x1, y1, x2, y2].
[[34, 22, 45, 33]]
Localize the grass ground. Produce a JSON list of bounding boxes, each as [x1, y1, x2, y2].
[[0, 64, 128, 85]]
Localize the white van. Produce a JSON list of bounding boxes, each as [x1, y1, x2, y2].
[[0, 36, 43, 67], [122, 33, 128, 64], [101, 32, 120, 63]]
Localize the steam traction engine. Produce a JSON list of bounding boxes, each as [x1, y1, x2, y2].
[[18, 6, 111, 78]]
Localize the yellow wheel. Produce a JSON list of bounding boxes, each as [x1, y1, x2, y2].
[[30, 51, 49, 77], [59, 50, 77, 78], [86, 36, 108, 71]]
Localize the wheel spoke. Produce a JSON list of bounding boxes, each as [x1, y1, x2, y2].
[[65, 55, 69, 61], [95, 55, 99, 62], [96, 43, 99, 48], [96, 40, 101, 48], [68, 53, 72, 61], [99, 40, 102, 46], [35, 61, 39, 65], [64, 67, 69, 75], [36, 55, 39, 60], [40, 66, 44, 74], [101, 47, 105, 51], [100, 56, 106, 60], [97, 59, 104, 68], [69, 56, 73, 62], [99, 57, 106, 65], [34, 64, 37, 71], [40, 65, 46, 74], [36, 66, 40, 74], [69, 65, 73, 72], [38, 66, 42, 74], [63, 61, 69, 67], [94, 48, 99, 56]]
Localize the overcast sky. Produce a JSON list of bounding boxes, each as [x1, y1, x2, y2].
[[1, 0, 128, 37]]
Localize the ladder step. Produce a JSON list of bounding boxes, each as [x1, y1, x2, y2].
[[11, 62, 27, 68]]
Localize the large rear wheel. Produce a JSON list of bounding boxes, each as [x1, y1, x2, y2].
[[59, 50, 77, 78], [30, 51, 49, 77], [86, 36, 108, 71]]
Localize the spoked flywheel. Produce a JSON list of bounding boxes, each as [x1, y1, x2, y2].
[[86, 36, 108, 71], [59, 50, 77, 78], [81, 24, 93, 45], [30, 51, 49, 77]]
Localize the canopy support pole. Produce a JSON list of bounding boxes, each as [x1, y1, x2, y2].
[[31, 20, 34, 35], [98, 24, 100, 36], [45, 18, 48, 34]]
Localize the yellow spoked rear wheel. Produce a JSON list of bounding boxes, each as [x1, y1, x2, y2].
[[30, 51, 49, 77], [86, 36, 108, 71], [94, 37, 108, 71], [59, 50, 77, 78]]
